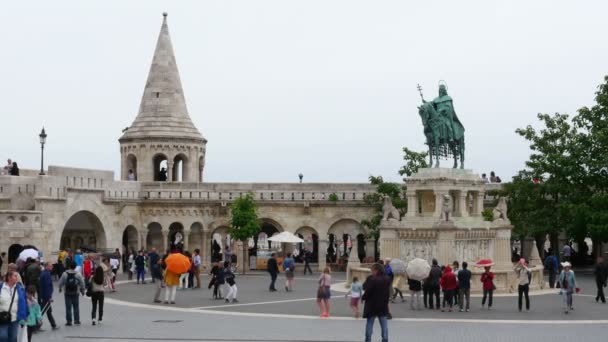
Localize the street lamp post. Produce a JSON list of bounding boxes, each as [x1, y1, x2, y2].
[[298, 173, 303, 183], [39, 127, 47, 175]]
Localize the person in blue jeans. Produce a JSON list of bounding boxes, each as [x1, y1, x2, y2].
[[58, 261, 85, 326], [0, 271, 28, 342], [362, 263, 390, 342]]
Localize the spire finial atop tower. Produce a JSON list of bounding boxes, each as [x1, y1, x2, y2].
[[162, 12, 168, 18]]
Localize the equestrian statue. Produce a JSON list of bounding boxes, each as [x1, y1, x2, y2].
[[417, 81, 465, 168]]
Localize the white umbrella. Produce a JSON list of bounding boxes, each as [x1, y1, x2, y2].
[[389, 259, 407, 275], [18, 248, 39, 262], [406, 258, 431, 281], [267, 231, 304, 243]]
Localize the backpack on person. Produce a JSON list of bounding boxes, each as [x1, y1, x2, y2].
[[65, 272, 78, 294], [544, 257, 555, 272]]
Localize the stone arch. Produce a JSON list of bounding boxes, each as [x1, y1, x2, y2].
[[211, 225, 231, 262], [172, 153, 189, 182], [126, 154, 138, 180], [153, 153, 168, 181], [295, 226, 319, 264], [60, 210, 107, 252], [168, 222, 185, 251], [122, 225, 139, 254], [255, 218, 284, 252], [146, 222, 162, 251], [8, 244, 23, 264], [189, 222, 204, 251], [327, 218, 365, 261]]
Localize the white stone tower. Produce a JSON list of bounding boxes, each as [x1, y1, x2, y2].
[[119, 13, 207, 182]]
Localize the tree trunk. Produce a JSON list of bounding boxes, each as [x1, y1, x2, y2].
[[242, 242, 247, 275]]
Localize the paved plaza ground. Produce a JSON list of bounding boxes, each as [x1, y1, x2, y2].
[[34, 270, 608, 342]]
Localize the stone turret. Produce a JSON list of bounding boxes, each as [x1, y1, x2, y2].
[[119, 13, 207, 182]]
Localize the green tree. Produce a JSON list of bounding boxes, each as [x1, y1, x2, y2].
[[229, 193, 260, 273], [399, 147, 428, 178]]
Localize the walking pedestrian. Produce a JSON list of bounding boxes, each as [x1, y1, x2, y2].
[[362, 263, 390, 342], [481, 266, 494, 310], [345, 276, 363, 318], [457, 261, 471, 312], [152, 253, 164, 304], [178, 251, 191, 290], [135, 251, 146, 284], [83, 255, 94, 288], [544, 249, 559, 288], [208, 262, 223, 299], [391, 274, 405, 303], [317, 267, 332, 317], [38, 262, 57, 330], [24, 259, 41, 298], [422, 276, 430, 309], [594, 256, 607, 304], [428, 259, 442, 310], [562, 244, 573, 262], [73, 250, 83, 275], [101, 258, 115, 292], [558, 262, 577, 314], [514, 258, 531, 311], [267, 253, 279, 292], [148, 248, 160, 284], [440, 265, 457, 312], [303, 249, 313, 275], [24, 285, 42, 342], [58, 261, 85, 326], [0, 271, 27, 342], [223, 261, 238, 303], [283, 253, 295, 292], [193, 249, 202, 289], [407, 277, 422, 310], [90, 266, 105, 325], [127, 250, 135, 281]]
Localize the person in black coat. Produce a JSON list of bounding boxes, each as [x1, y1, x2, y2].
[[427, 259, 442, 310], [267, 253, 279, 292], [594, 256, 608, 303], [362, 263, 390, 342], [303, 249, 313, 275]]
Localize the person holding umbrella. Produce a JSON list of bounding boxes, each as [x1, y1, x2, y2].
[[163, 253, 191, 304], [477, 259, 495, 310]]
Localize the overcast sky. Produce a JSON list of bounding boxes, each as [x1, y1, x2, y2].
[[1, 1, 606, 183]]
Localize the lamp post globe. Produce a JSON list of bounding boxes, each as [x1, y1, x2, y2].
[[298, 173, 303, 183], [39, 127, 47, 175]]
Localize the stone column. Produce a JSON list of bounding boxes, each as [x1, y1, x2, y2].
[[235, 240, 249, 273], [406, 191, 417, 217], [365, 239, 376, 260], [183, 229, 191, 251], [475, 192, 485, 216], [167, 161, 174, 182], [459, 192, 469, 217], [162, 230, 169, 251], [138, 231, 144, 251], [493, 229, 512, 270], [346, 244, 361, 286], [318, 239, 328, 272], [201, 231, 210, 268], [436, 230, 454, 265]]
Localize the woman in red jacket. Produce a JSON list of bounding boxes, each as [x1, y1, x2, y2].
[[440, 266, 458, 312], [480, 266, 495, 310]]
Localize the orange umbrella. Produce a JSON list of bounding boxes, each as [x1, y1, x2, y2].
[[165, 253, 191, 274]]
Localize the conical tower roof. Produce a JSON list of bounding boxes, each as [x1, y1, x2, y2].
[[120, 13, 205, 143]]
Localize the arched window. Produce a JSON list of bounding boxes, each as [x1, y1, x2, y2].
[[153, 154, 168, 181]]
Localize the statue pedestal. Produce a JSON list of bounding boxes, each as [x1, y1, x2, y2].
[[374, 168, 538, 293]]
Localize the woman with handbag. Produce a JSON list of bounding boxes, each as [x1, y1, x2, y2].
[[90, 266, 105, 325], [316, 267, 332, 317], [0, 271, 27, 342]]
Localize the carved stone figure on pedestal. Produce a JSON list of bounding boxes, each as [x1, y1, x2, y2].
[[440, 194, 452, 222], [493, 197, 509, 221], [382, 196, 400, 221]]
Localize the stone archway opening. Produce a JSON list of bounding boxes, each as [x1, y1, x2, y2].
[[7, 244, 23, 264], [126, 154, 138, 181], [252, 221, 281, 254], [153, 154, 168, 181], [172, 154, 189, 182], [295, 227, 319, 264], [146, 222, 162, 251], [328, 219, 366, 264], [211, 226, 231, 262], [169, 222, 185, 252], [190, 222, 203, 252], [122, 225, 139, 254], [60, 211, 107, 252]]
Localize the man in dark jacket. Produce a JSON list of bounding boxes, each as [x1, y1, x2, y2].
[[594, 256, 608, 303], [39, 262, 58, 329], [303, 249, 313, 275], [267, 253, 279, 292], [457, 261, 472, 312], [362, 263, 390, 342], [428, 259, 442, 310]]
